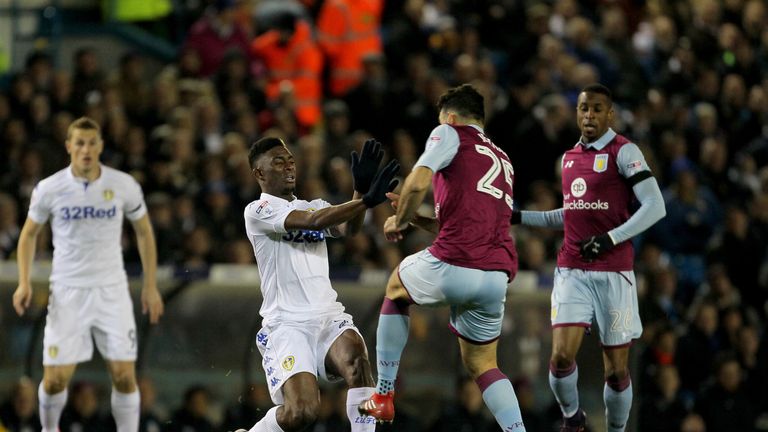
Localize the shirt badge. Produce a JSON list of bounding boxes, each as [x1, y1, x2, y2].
[[282, 355, 295, 371], [593, 154, 609, 173]]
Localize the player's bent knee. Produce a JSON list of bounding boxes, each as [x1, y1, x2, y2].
[[342, 354, 371, 387], [384, 270, 410, 302], [279, 403, 320, 431], [605, 368, 629, 381], [43, 375, 68, 394], [109, 366, 137, 392], [550, 352, 575, 370], [112, 375, 137, 393]]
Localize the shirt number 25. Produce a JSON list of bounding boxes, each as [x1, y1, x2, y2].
[[474, 144, 514, 210]]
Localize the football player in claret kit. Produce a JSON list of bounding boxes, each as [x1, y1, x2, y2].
[[513, 84, 666, 432], [12, 117, 164, 432], [238, 137, 398, 432], [358, 84, 527, 431]]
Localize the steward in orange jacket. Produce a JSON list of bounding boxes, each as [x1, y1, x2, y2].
[[317, 0, 382, 97], [251, 15, 323, 128]]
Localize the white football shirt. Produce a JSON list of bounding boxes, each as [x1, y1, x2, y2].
[[28, 165, 147, 286], [244, 193, 344, 325]]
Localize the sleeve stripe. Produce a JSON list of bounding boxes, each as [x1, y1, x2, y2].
[[626, 170, 653, 187], [126, 203, 144, 214]]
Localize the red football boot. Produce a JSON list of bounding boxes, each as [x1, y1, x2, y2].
[[358, 391, 395, 423]]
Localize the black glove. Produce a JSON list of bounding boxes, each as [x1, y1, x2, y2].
[[362, 159, 400, 208], [578, 233, 615, 261], [351, 139, 384, 193], [511, 210, 522, 225]]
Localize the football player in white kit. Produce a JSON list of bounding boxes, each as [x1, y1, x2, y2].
[[12, 117, 164, 432], [238, 137, 399, 432]]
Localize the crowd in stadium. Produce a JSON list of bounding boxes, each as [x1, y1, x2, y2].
[[1, 0, 768, 431]]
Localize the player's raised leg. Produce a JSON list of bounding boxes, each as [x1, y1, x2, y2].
[[358, 269, 412, 422]]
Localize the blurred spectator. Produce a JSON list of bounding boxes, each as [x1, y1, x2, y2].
[[735, 325, 768, 407], [251, 12, 323, 130], [60, 381, 112, 432], [428, 375, 496, 432], [563, 16, 619, 90], [199, 181, 241, 251], [0, 192, 20, 259], [688, 264, 742, 320], [517, 235, 550, 276], [694, 353, 757, 432], [509, 377, 547, 432], [380, 0, 430, 77], [676, 302, 722, 398], [679, 413, 707, 432], [650, 169, 723, 303], [179, 226, 213, 272], [183, 0, 251, 77], [24, 51, 53, 93], [639, 325, 678, 397], [146, 192, 181, 265], [344, 53, 402, 142], [507, 93, 577, 205], [16, 149, 45, 213], [640, 267, 684, 330], [0, 376, 40, 432], [710, 204, 766, 306], [600, 6, 647, 105], [71, 47, 105, 114], [224, 239, 255, 264], [9, 74, 34, 123], [321, 100, 354, 162], [138, 377, 164, 432], [214, 51, 265, 123], [222, 383, 271, 431], [638, 365, 688, 432], [165, 385, 215, 432], [317, 0, 383, 97], [109, 52, 151, 122]]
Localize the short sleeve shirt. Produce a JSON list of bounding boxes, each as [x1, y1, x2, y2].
[[244, 193, 344, 325], [28, 165, 147, 286]]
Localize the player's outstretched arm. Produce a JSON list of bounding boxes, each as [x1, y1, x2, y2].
[[515, 208, 565, 228], [347, 139, 385, 235], [13, 218, 43, 316], [392, 166, 433, 229], [285, 159, 400, 231], [132, 214, 164, 324]]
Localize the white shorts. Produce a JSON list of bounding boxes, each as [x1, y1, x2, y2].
[[551, 268, 642, 347], [43, 282, 137, 365], [256, 312, 362, 405]]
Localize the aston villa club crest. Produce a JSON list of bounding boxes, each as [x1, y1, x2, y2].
[[103, 189, 114, 201], [593, 154, 609, 173]]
